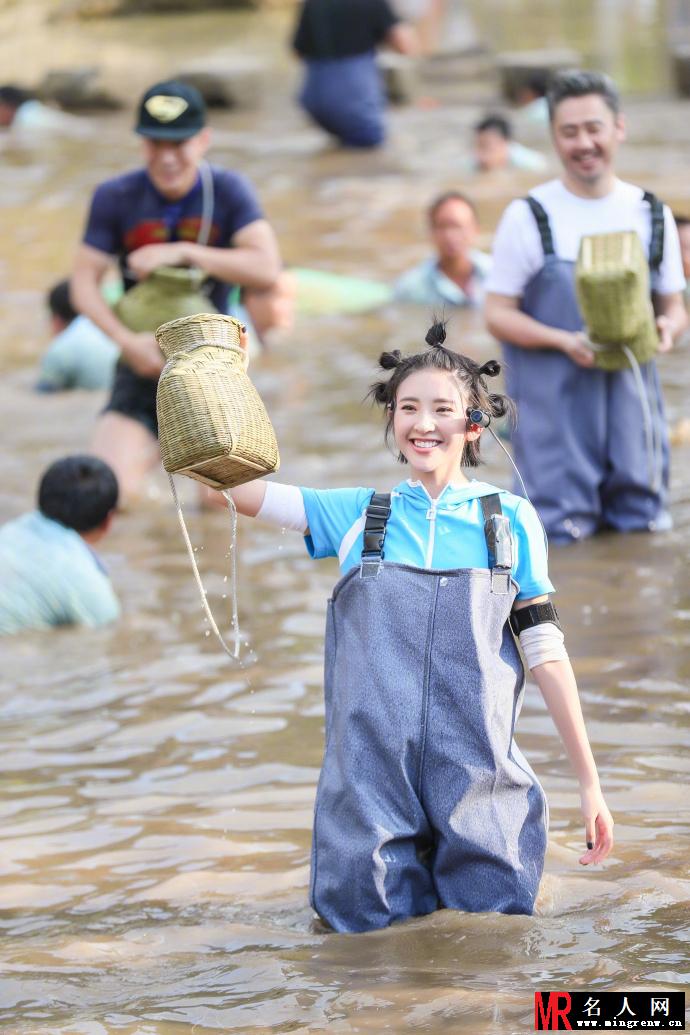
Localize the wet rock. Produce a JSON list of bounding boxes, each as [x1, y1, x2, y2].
[[379, 53, 419, 105], [57, 0, 258, 17], [37, 67, 123, 110], [672, 45, 690, 97], [496, 48, 581, 103], [173, 58, 267, 110]]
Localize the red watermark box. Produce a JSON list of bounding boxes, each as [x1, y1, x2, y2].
[[534, 991, 685, 1030]]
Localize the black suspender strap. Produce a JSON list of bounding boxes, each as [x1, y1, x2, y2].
[[480, 494, 513, 595], [480, 493, 502, 521], [525, 196, 555, 257], [526, 192, 664, 270], [360, 492, 392, 579], [642, 190, 665, 273]]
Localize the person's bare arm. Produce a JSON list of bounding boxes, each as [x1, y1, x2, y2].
[[226, 480, 268, 517], [485, 292, 597, 367], [126, 219, 281, 291], [513, 595, 614, 866], [654, 290, 688, 352], [385, 22, 419, 56], [71, 243, 163, 378], [410, 0, 445, 54], [532, 659, 614, 865]]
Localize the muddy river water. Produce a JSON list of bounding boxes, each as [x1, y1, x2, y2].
[[0, 3, 689, 1033]]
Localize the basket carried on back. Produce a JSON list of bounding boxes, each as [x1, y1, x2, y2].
[[576, 231, 658, 372], [156, 313, 280, 490]]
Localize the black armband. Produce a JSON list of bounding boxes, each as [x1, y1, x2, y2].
[[509, 601, 561, 636]]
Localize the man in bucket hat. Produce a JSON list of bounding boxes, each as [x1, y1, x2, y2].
[[71, 79, 281, 502]]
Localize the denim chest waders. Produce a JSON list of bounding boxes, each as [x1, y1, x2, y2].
[[299, 51, 385, 148], [310, 493, 548, 933], [502, 194, 669, 542]]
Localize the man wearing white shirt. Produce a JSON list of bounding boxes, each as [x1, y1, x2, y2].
[[485, 70, 687, 543]]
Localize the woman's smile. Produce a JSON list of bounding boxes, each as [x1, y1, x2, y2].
[[410, 437, 442, 452]]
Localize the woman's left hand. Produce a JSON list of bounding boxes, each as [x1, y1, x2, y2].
[[578, 784, 614, 865]]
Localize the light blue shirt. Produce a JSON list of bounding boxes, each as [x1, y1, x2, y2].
[[0, 512, 120, 635], [301, 479, 554, 600], [37, 315, 118, 391], [394, 250, 492, 307], [12, 99, 87, 136]]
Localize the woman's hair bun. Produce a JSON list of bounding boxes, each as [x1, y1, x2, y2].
[[488, 392, 508, 418], [479, 359, 500, 378], [379, 350, 402, 370], [425, 320, 447, 349]]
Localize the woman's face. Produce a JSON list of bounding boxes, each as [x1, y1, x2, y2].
[[392, 368, 478, 485]]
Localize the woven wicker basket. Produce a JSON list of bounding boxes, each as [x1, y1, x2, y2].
[[155, 313, 280, 489], [576, 231, 658, 371], [116, 267, 217, 333]]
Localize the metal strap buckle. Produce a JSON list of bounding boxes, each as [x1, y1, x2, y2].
[[360, 552, 383, 579], [491, 569, 511, 595]]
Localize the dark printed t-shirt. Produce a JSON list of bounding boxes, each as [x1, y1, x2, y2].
[[293, 0, 399, 60], [82, 166, 263, 312]]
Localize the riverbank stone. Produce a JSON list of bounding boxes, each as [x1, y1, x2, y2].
[[672, 45, 690, 97], [173, 59, 266, 110], [378, 53, 419, 105], [57, 0, 259, 16], [496, 48, 581, 103], [37, 67, 123, 109]]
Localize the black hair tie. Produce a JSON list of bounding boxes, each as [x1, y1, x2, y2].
[[425, 320, 447, 348], [479, 359, 500, 378]]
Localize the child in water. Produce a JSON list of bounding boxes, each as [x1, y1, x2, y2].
[[228, 321, 614, 933]]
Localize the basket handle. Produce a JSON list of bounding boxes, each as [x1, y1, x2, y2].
[[168, 473, 242, 661]]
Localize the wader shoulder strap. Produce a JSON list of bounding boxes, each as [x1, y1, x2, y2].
[[197, 160, 215, 248], [525, 196, 555, 257], [642, 190, 664, 273], [360, 492, 392, 579], [480, 494, 513, 595]]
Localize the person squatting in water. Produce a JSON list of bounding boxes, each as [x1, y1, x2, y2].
[[223, 320, 614, 934]]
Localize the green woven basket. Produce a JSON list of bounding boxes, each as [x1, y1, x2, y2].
[[576, 231, 658, 372], [116, 267, 217, 333], [155, 313, 280, 490]]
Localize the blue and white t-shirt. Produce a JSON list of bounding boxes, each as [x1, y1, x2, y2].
[[0, 512, 120, 635], [301, 478, 554, 600], [37, 315, 118, 391], [393, 250, 492, 307]]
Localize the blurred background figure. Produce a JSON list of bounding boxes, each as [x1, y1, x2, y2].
[[36, 279, 118, 392], [292, 0, 419, 148], [513, 70, 550, 125], [485, 70, 688, 543], [394, 190, 490, 306], [674, 213, 690, 296], [0, 83, 90, 138], [0, 456, 120, 635], [472, 113, 548, 173]]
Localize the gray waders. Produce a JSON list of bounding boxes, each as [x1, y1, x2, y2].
[[310, 493, 548, 933], [502, 193, 670, 543]]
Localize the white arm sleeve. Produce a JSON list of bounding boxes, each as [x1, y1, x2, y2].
[[518, 622, 569, 670], [256, 481, 308, 533]]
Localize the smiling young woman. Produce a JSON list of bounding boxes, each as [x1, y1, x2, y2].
[[222, 320, 614, 934]]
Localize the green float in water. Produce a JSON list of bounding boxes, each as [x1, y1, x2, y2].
[[291, 267, 393, 316]]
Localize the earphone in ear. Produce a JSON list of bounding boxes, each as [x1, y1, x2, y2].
[[466, 407, 491, 429]]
